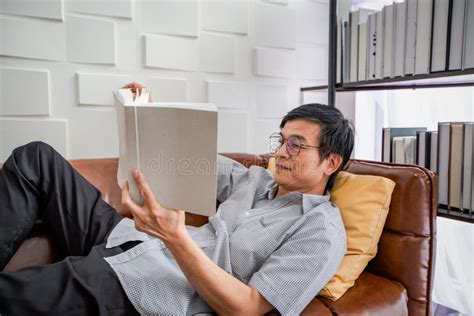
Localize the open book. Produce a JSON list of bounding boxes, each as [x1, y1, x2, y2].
[[114, 88, 218, 217]]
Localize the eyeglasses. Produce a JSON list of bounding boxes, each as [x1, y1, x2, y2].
[[269, 132, 323, 156]]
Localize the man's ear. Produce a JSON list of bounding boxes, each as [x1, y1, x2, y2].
[[324, 153, 343, 176]]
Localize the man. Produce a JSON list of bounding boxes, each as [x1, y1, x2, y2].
[[0, 86, 354, 315]]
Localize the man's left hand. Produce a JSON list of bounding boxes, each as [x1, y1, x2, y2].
[[121, 169, 187, 244]]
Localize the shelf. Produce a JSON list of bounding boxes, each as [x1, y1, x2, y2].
[[301, 69, 474, 92], [437, 207, 474, 224]]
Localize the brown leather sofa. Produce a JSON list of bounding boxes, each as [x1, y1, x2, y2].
[[1, 154, 437, 316]]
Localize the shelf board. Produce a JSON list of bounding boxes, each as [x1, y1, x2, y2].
[[437, 207, 474, 224], [301, 69, 474, 92]]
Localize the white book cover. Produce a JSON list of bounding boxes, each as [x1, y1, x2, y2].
[[431, 0, 450, 72], [350, 11, 360, 82], [358, 22, 368, 81], [462, 0, 474, 69], [430, 131, 438, 172], [375, 11, 384, 80], [405, 0, 417, 75], [368, 13, 377, 80], [415, 0, 433, 74], [383, 4, 395, 78], [403, 136, 417, 164], [449, 0, 467, 70], [394, 1, 407, 77], [114, 88, 218, 217], [393, 137, 405, 163]]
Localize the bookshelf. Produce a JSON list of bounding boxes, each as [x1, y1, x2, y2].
[[302, 0, 474, 223]]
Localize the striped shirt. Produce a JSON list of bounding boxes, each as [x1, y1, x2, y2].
[[104, 155, 346, 315]]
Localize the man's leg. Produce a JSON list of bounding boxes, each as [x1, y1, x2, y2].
[[0, 242, 140, 315], [0, 141, 123, 269]]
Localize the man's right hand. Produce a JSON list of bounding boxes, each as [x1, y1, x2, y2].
[[122, 82, 152, 102]]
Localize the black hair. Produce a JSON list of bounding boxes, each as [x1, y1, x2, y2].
[[279, 103, 354, 192]]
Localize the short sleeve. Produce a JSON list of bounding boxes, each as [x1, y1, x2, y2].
[[216, 154, 248, 202], [248, 212, 346, 315]]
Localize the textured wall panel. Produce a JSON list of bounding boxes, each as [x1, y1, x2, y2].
[[0, 68, 50, 116], [0, 16, 66, 61], [66, 16, 116, 65], [200, 34, 235, 74], [207, 80, 248, 109], [218, 111, 248, 152], [141, 0, 198, 37], [201, 0, 248, 34], [77, 72, 132, 106], [0, 119, 67, 162], [0, 0, 63, 20], [145, 35, 197, 71], [296, 0, 329, 44], [296, 43, 327, 80], [67, 0, 132, 19], [254, 2, 296, 49], [256, 84, 287, 119], [146, 77, 188, 102], [68, 108, 118, 159], [254, 47, 295, 78], [253, 119, 281, 154]]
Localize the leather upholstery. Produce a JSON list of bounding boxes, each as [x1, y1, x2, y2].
[[1, 154, 437, 316]]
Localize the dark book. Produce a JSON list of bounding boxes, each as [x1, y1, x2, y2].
[[382, 127, 427, 163], [438, 122, 451, 207], [416, 131, 432, 168]]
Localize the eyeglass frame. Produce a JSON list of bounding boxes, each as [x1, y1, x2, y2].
[[269, 132, 323, 157]]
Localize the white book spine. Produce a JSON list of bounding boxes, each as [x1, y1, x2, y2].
[[350, 11, 359, 82], [405, 0, 417, 75], [358, 22, 368, 81], [415, 0, 434, 74], [375, 11, 384, 80], [431, 0, 450, 72], [449, 0, 467, 70], [368, 13, 377, 80], [383, 5, 395, 78], [438, 123, 451, 206], [394, 1, 407, 77], [462, 0, 474, 69], [462, 123, 474, 211]]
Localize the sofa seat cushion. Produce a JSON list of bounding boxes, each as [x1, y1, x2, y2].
[[319, 272, 408, 315]]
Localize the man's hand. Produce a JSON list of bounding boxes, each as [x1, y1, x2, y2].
[[121, 82, 152, 102], [121, 169, 186, 244]]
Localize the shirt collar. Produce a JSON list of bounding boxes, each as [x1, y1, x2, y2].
[[265, 180, 330, 213]]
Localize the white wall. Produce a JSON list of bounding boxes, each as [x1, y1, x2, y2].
[[0, 0, 329, 161]]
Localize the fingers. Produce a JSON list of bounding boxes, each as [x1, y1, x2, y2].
[[133, 169, 159, 208], [121, 181, 145, 215]]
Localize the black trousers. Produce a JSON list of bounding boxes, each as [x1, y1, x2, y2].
[[0, 141, 139, 315]]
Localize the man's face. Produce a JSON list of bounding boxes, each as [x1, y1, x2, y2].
[[273, 119, 335, 195]]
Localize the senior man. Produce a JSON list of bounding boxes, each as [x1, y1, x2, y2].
[[0, 84, 354, 315]]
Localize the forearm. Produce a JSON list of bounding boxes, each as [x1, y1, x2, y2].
[[165, 232, 264, 315]]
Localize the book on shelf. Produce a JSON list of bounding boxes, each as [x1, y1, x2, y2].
[[430, 131, 438, 173], [368, 13, 377, 80], [438, 122, 451, 208], [114, 88, 218, 217], [462, 123, 474, 211], [448, 0, 467, 70], [449, 123, 464, 210], [383, 4, 395, 78], [463, 0, 474, 69], [343, 20, 351, 83], [431, 0, 450, 72], [393, 1, 407, 77], [382, 127, 427, 163], [375, 11, 384, 80], [405, 0, 417, 75], [349, 8, 375, 82], [337, 17, 342, 84], [416, 131, 431, 168], [415, 0, 433, 75], [358, 21, 368, 81]]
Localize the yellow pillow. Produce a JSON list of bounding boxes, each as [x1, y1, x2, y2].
[[320, 171, 395, 300], [266, 158, 395, 300]]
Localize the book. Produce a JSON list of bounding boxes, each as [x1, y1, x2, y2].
[[392, 137, 405, 163], [416, 131, 431, 168], [438, 122, 451, 207], [462, 122, 474, 211], [350, 8, 375, 82], [343, 21, 351, 83], [404, 136, 417, 164], [463, 0, 474, 69], [394, 1, 407, 77], [383, 4, 395, 78], [430, 131, 438, 172], [382, 127, 427, 163], [358, 21, 368, 81], [448, 0, 466, 70], [368, 13, 377, 80], [415, 0, 434, 74], [448, 123, 464, 210], [431, 0, 450, 72], [375, 11, 384, 80], [405, 0, 417, 75], [337, 18, 342, 84], [114, 88, 218, 217]]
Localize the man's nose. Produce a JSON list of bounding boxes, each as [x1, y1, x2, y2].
[[275, 143, 289, 158]]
